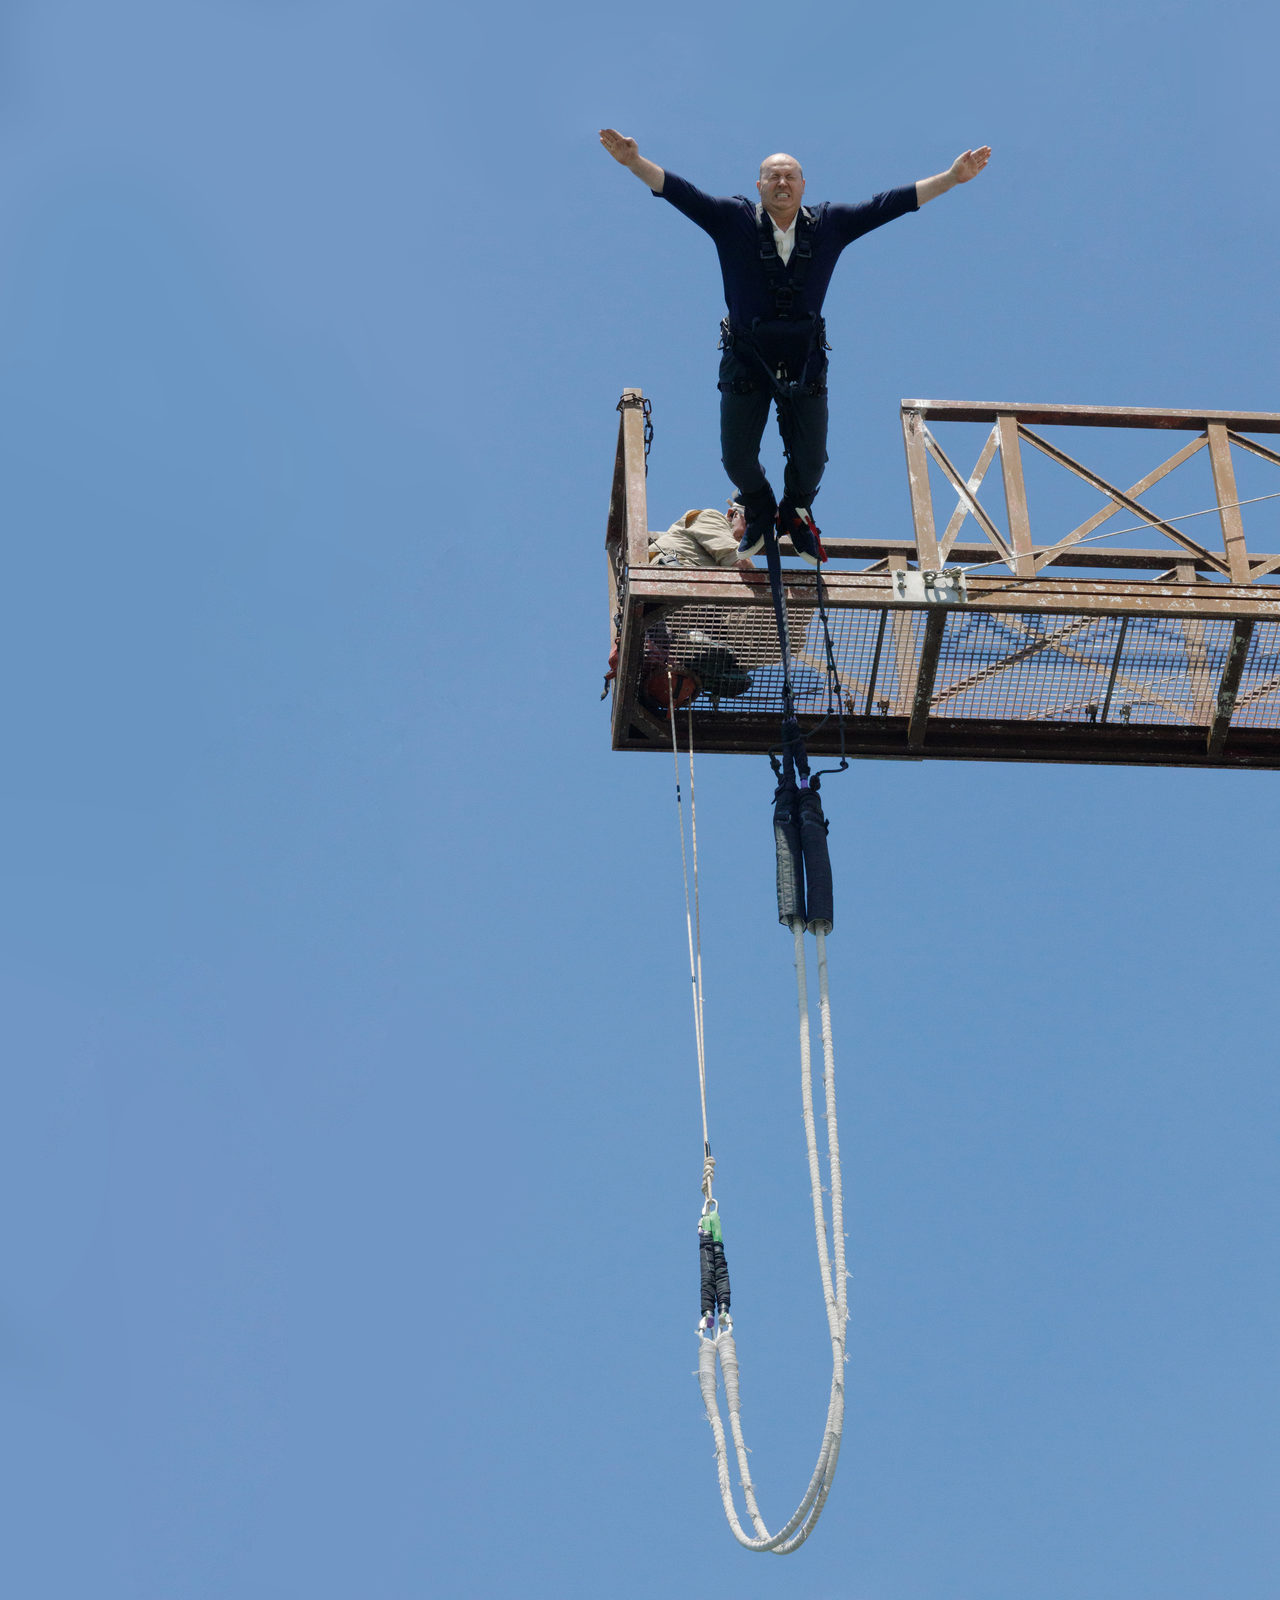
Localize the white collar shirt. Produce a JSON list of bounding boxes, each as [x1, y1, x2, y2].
[[770, 215, 797, 265]]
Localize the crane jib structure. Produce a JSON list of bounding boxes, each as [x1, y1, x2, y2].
[[607, 392, 1280, 769], [604, 389, 1280, 1550]]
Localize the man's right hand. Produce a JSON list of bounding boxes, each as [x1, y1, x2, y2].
[[599, 129, 664, 192], [599, 128, 638, 166]]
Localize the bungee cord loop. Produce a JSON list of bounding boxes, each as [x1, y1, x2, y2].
[[696, 917, 847, 1552], [668, 608, 848, 1551]]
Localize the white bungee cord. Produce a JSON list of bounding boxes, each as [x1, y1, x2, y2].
[[669, 691, 848, 1553]]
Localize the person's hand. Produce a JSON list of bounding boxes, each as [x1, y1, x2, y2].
[[949, 147, 991, 183], [735, 556, 756, 571], [599, 128, 639, 167]]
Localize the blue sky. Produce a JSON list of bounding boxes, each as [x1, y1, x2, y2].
[[2, 1, 1279, 1595]]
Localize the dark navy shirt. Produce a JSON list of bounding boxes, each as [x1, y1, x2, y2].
[[655, 170, 918, 329]]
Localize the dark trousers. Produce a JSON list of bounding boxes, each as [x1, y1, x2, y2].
[[718, 346, 829, 509]]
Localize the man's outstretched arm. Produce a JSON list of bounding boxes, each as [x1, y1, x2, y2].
[[916, 146, 991, 205], [600, 128, 664, 193]]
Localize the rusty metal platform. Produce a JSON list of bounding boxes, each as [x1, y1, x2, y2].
[[604, 394, 1280, 769]]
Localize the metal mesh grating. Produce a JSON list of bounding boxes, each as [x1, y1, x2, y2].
[[1108, 616, 1233, 726], [1231, 620, 1280, 729], [931, 612, 1123, 722], [642, 602, 1280, 731]]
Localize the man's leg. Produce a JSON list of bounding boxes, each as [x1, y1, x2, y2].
[[719, 352, 776, 556], [719, 349, 772, 496], [775, 389, 830, 565], [776, 389, 829, 509]]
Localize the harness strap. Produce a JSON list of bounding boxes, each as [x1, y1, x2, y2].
[[755, 202, 814, 314], [761, 523, 810, 782]]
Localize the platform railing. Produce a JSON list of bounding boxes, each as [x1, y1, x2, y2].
[[890, 400, 1280, 584], [604, 391, 1280, 766], [605, 389, 653, 745]]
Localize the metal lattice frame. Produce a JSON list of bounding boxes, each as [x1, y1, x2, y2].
[[604, 393, 1280, 769]]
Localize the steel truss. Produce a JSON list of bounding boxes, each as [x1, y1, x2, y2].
[[605, 392, 1280, 769]]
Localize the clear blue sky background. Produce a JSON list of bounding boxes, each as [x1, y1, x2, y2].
[[3, 1, 1279, 1595]]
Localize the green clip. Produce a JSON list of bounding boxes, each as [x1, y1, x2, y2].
[[699, 1209, 723, 1243]]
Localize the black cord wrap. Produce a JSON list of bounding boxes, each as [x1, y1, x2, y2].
[[761, 525, 836, 933], [699, 1209, 731, 1318]]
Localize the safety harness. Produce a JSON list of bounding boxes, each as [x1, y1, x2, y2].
[[720, 204, 829, 403]]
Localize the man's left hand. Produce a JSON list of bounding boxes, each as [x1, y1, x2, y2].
[[949, 147, 991, 184]]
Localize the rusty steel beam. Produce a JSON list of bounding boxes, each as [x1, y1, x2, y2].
[[921, 426, 1015, 567], [939, 425, 999, 559], [626, 566, 1280, 622], [901, 408, 941, 566], [618, 389, 650, 568], [1206, 620, 1254, 756], [612, 707, 1280, 770], [1040, 434, 1208, 570], [903, 400, 1280, 433], [609, 593, 650, 749], [997, 414, 1036, 577], [907, 610, 946, 748], [605, 409, 627, 553], [885, 553, 924, 716], [817, 537, 1237, 571], [1175, 563, 1217, 725], [1017, 425, 1227, 574], [1206, 423, 1251, 583]]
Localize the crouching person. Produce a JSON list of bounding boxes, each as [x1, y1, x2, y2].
[[649, 501, 756, 571], [642, 498, 764, 710]]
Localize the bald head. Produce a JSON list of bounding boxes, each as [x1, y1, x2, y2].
[[759, 152, 803, 179], [756, 154, 806, 228]]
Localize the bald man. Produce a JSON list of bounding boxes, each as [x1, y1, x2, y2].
[[600, 133, 990, 563]]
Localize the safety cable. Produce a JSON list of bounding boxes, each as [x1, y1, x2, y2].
[[668, 677, 713, 1194], [949, 488, 1280, 577], [803, 562, 850, 777]]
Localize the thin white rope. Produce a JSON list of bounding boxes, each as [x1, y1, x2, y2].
[[686, 705, 710, 1187], [667, 681, 711, 1176], [696, 917, 848, 1553], [950, 489, 1280, 577]]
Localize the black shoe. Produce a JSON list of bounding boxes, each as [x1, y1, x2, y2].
[[683, 632, 753, 700], [777, 501, 826, 566], [737, 487, 776, 559], [737, 516, 768, 559]]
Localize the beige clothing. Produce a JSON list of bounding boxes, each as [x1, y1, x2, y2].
[[647, 508, 741, 569], [643, 508, 779, 688]]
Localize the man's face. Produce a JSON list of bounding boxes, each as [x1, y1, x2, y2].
[[727, 501, 746, 537], [757, 155, 805, 214]]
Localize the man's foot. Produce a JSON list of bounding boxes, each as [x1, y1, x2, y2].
[[736, 525, 765, 559], [777, 500, 826, 565], [736, 488, 777, 559]]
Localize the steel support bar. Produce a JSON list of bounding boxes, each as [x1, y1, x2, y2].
[[997, 414, 1036, 577], [1046, 435, 1207, 567], [1099, 617, 1129, 724], [902, 408, 941, 566], [614, 714, 1280, 770], [907, 610, 946, 748], [1207, 620, 1254, 756], [940, 426, 999, 559], [923, 428, 1015, 567], [863, 611, 888, 715], [817, 537, 1233, 571], [626, 567, 1280, 621], [1206, 423, 1251, 583], [1017, 425, 1226, 573], [903, 399, 1280, 433], [619, 389, 650, 568]]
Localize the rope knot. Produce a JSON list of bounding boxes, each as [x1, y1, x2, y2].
[[702, 1152, 717, 1201]]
